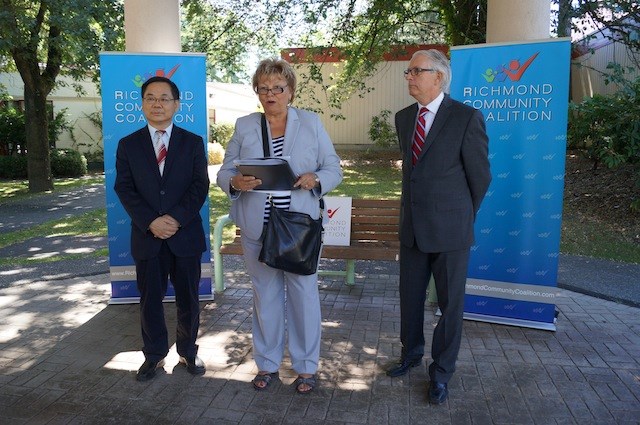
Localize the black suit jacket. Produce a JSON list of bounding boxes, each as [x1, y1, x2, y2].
[[114, 125, 209, 260], [395, 94, 491, 253]]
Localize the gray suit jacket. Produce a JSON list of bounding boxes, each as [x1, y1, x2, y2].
[[395, 94, 491, 253], [217, 107, 343, 241]]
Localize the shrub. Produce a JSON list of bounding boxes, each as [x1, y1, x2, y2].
[[207, 142, 225, 165], [368, 110, 397, 149], [0, 104, 72, 155], [568, 64, 639, 167], [83, 148, 104, 163], [0, 106, 26, 155], [50, 149, 87, 177], [49, 107, 73, 145], [0, 155, 28, 178], [209, 122, 235, 148], [567, 63, 640, 210]]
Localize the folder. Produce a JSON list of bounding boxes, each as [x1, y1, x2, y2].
[[234, 157, 299, 191]]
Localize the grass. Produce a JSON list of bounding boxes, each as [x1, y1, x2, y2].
[[0, 208, 108, 267], [560, 212, 640, 263], [0, 209, 107, 249], [338, 165, 402, 199], [0, 175, 104, 202], [1, 159, 638, 265]]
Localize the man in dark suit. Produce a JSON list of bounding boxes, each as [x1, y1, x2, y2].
[[115, 76, 209, 381], [386, 50, 491, 404]]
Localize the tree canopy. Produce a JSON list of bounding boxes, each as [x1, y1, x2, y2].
[[553, 0, 639, 68], [6, 0, 636, 191], [0, 0, 123, 192]]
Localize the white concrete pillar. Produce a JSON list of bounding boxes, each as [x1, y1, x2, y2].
[[124, 0, 181, 52], [487, 0, 550, 43]]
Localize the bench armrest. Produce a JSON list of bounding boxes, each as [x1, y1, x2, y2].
[[213, 214, 234, 293]]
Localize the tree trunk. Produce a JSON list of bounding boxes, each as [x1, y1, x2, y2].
[[557, 0, 572, 38], [436, 0, 487, 46], [24, 82, 53, 193]]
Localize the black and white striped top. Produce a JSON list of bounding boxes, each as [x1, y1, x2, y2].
[[263, 135, 291, 224]]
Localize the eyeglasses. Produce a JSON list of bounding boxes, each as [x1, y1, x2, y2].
[[143, 97, 176, 105], [403, 67, 436, 77], [256, 86, 286, 95]]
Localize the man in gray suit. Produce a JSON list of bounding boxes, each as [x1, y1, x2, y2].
[[386, 49, 491, 405]]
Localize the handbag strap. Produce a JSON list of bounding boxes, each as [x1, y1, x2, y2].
[[260, 113, 270, 158]]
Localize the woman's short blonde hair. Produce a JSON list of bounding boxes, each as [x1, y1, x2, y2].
[[252, 58, 297, 103]]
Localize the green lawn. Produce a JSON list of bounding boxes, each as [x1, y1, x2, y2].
[[1, 161, 639, 264], [0, 176, 104, 202]]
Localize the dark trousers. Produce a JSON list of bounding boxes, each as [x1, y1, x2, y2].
[[135, 242, 202, 362], [399, 243, 469, 383]]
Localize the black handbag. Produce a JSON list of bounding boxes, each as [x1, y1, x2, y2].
[[259, 198, 324, 275], [256, 114, 324, 275]]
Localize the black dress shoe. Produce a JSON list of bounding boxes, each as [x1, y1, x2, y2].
[[386, 358, 421, 377], [179, 356, 206, 375], [136, 358, 165, 382], [428, 381, 448, 404]]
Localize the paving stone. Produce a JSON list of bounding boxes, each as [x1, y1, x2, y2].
[[0, 267, 639, 423]]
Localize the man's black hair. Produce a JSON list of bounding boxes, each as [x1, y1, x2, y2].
[[141, 76, 180, 100]]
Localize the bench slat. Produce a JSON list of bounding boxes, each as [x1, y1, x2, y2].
[[352, 209, 399, 217], [350, 233, 398, 242], [216, 199, 402, 286], [352, 216, 398, 226], [351, 199, 400, 208]]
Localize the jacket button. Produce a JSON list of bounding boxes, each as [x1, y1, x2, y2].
[[160, 190, 165, 195]]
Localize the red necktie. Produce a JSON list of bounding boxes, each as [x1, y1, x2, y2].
[[412, 107, 428, 165], [155, 130, 167, 174]]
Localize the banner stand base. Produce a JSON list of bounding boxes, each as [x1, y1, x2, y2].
[[464, 311, 556, 331], [108, 294, 214, 305], [435, 308, 557, 331]]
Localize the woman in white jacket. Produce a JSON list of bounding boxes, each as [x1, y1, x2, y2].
[[216, 58, 343, 394]]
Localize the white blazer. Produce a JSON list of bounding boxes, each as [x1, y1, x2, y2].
[[216, 107, 343, 240]]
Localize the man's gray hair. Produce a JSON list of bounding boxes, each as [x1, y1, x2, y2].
[[412, 49, 451, 94]]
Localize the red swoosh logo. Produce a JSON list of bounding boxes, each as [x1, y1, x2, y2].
[[327, 207, 340, 218], [503, 52, 539, 82]]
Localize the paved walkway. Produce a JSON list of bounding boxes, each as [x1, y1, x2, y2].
[[0, 183, 105, 234], [0, 261, 639, 424], [0, 182, 639, 423]]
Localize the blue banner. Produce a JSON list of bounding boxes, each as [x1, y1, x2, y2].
[[100, 53, 212, 304], [451, 39, 571, 330]]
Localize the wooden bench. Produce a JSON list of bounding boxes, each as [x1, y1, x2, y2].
[[212, 199, 400, 292]]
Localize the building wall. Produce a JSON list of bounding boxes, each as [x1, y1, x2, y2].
[[5, 40, 631, 154], [207, 82, 259, 124], [286, 45, 445, 149], [571, 40, 639, 103], [0, 73, 103, 154], [0, 73, 256, 154], [293, 61, 415, 149]]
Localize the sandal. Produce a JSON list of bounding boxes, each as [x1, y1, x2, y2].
[[293, 374, 317, 394], [252, 371, 279, 391]]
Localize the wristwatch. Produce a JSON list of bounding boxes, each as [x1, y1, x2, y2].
[[230, 177, 240, 192]]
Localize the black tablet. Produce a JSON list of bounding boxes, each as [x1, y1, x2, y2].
[[234, 158, 299, 191]]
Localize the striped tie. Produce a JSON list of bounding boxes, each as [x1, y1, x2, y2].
[[155, 130, 167, 175], [412, 107, 428, 165]]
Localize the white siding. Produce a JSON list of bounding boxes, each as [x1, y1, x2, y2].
[[0, 72, 103, 153], [0, 73, 256, 152], [571, 40, 639, 103], [207, 82, 259, 124], [293, 61, 415, 149]]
